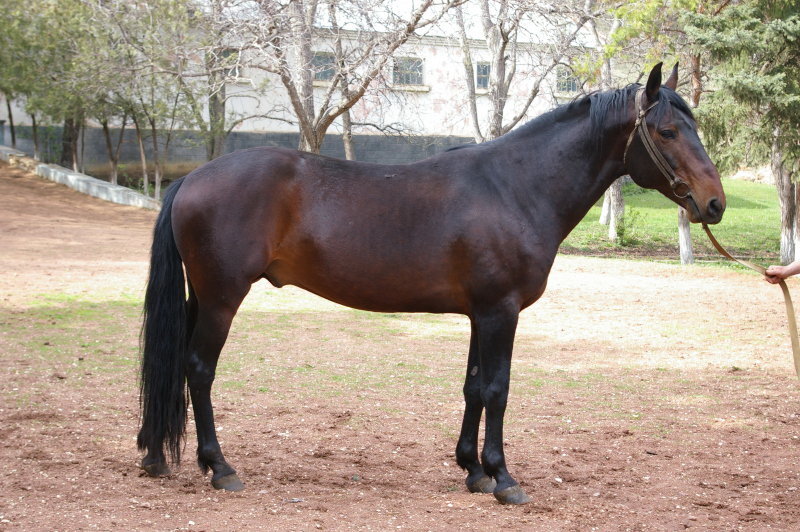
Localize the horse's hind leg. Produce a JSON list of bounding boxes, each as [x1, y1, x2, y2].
[[456, 320, 496, 494], [185, 280, 250, 491], [141, 446, 170, 477]]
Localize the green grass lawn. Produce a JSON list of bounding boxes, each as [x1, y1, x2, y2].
[[561, 178, 781, 262]]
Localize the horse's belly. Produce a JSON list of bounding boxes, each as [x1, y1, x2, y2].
[[264, 258, 467, 314]]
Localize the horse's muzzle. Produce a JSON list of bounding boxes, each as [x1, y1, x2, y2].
[[704, 197, 725, 225]]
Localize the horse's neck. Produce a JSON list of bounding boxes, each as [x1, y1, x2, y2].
[[506, 117, 628, 237]]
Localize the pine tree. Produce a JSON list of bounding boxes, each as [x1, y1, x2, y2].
[[686, 0, 800, 262]]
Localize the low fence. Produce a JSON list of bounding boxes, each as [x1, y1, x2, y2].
[[0, 146, 160, 210]]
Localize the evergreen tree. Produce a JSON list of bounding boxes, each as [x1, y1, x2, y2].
[[686, 0, 800, 262]]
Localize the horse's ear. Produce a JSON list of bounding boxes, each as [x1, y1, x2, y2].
[[645, 62, 663, 102], [664, 62, 679, 90]]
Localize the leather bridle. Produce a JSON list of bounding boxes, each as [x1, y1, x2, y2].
[[623, 87, 693, 201], [623, 86, 800, 379]]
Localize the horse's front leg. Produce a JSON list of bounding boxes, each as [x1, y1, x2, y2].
[[475, 305, 531, 505], [456, 320, 496, 493]]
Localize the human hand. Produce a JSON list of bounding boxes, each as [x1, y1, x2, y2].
[[766, 265, 788, 284]]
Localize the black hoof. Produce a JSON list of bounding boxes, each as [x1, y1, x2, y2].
[[211, 472, 244, 491], [467, 475, 497, 494], [494, 484, 531, 505], [141, 460, 171, 478]]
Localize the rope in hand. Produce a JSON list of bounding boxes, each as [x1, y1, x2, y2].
[[702, 223, 800, 379]]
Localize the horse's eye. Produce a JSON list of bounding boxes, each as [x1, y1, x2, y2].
[[660, 129, 677, 139]]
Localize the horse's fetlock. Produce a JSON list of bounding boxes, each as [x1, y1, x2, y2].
[[197, 445, 224, 465], [455, 445, 477, 469], [481, 449, 505, 473]]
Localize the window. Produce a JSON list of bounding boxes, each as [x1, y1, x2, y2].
[[476, 62, 491, 90], [312, 52, 336, 82], [220, 48, 240, 78], [393, 57, 424, 86], [556, 67, 579, 93]]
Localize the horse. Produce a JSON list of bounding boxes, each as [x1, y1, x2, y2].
[[137, 63, 725, 505]]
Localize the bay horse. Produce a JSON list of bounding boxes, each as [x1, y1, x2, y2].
[[137, 63, 725, 505]]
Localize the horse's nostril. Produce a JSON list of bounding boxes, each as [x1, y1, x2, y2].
[[707, 197, 724, 219]]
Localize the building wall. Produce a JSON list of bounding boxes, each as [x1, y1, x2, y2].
[[221, 34, 570, 139]]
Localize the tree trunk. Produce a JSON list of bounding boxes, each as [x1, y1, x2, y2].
[[795, 184, 800, 263], [689, 54, 703, 107], [149, 119, 163, 200], [342, 108, 355, 160], [31, 114, 40, 160], [115, 115, 127, 183], [132, 115, 149, 197], [773, 129, 795, 264], [79, 121, 86, 174], [675, 55, 706, 263], [207, 83, 226, 160], [299, 132, 323, 154], [101, 119, 118, 185], [5, 96, 16, 148], [455, 4, 484, 143], [780, 187, 796, 264], [597, 50, 624, 239], [290, 1, 315, 134], [486, 28, 508, 140], [599, 192, 611, 225], [678, 208, 694, 264], [607, 179, 624, 242], [60, 117, 79, 170], [789, 185, 800, 261]]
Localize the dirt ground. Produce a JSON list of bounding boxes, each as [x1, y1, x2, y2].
[[2, 161, 800, 531]]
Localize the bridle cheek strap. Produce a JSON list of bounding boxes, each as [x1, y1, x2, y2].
[[624, 88, 691, 199]]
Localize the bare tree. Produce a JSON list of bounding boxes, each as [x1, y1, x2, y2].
[[590, 10, 626, 242], [172, 0, 281, 161], [452, 0, 593, 143], [228, 0, 462, 154]]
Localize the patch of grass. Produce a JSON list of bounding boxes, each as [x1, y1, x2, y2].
[[220, 380, 246, 390], [561, 179, 781, 261], [0, 296, 143, 401]]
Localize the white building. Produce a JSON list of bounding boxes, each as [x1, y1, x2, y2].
[[0, 3, 590, 169]]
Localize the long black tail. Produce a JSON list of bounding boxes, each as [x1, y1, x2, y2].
[[137, 177, 188, 465]]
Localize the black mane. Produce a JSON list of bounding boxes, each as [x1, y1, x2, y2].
[[446, 83, 695, 153]]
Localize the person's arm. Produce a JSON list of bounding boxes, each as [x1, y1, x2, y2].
[[765, 261, 800, 284]]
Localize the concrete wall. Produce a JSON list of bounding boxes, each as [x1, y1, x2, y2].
[[0, 123, 473, 180], [1, 145, 160, 210]]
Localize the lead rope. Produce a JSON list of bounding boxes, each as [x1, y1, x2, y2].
[[702, 223, 800, 379]]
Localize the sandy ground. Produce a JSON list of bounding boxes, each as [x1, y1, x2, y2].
[[2, 161, 800, 531]]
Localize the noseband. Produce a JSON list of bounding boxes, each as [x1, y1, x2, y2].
[[623, 88, 692, 200]]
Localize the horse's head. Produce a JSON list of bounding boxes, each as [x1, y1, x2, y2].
[[624, 63, 725, 224]]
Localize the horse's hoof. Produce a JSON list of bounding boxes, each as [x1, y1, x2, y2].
[[467, 475, 497, 494], [494, 484, 531, 505], [211, 473, 244, 491], [141, 461, 171, 478]]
